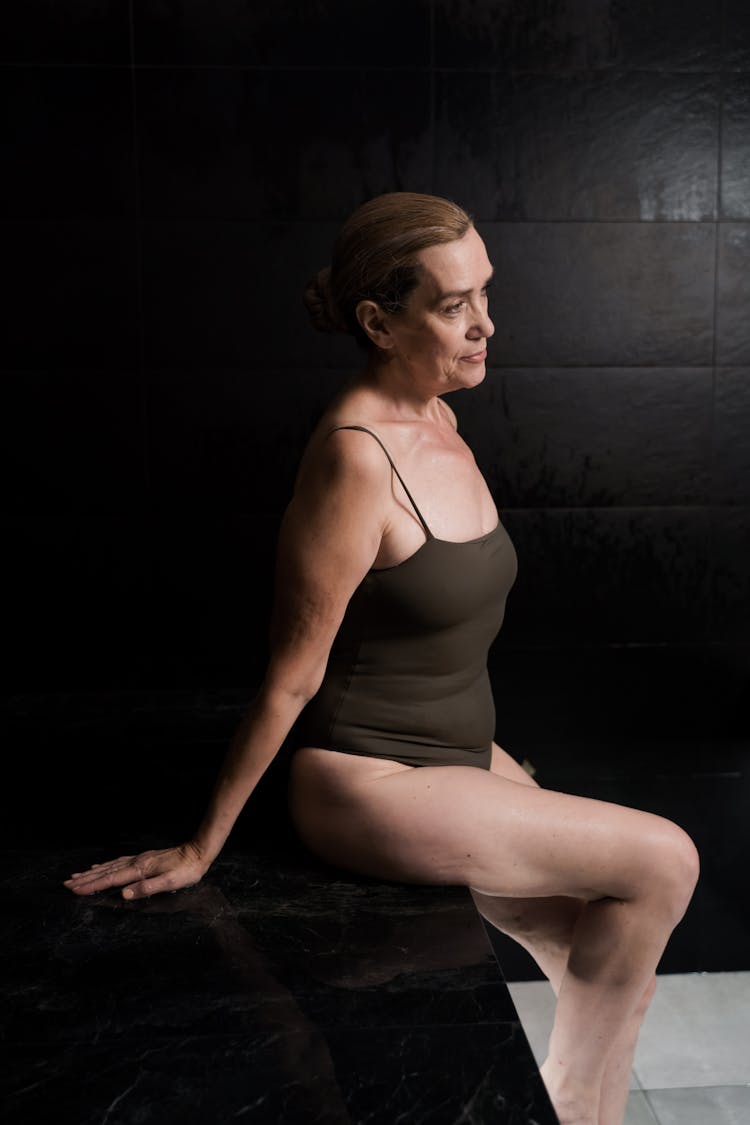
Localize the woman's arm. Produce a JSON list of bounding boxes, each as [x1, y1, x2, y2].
[[64, 429, 391, 899]]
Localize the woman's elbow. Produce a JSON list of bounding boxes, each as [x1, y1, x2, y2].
[[260, 663, 326, 711]]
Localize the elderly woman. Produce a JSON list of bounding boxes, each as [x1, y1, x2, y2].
[[65, 193, 699, 1125]]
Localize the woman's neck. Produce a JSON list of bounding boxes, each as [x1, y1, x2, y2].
[[356, 357, 445, 423]]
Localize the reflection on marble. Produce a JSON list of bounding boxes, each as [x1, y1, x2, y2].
[[3, 844, 558, 1124]]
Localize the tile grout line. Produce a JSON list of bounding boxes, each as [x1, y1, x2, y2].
[[641, 1086, 663, 1124]]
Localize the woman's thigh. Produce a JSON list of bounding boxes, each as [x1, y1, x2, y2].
[[477, 742, 585, 970], [289, 745, 692, 902]]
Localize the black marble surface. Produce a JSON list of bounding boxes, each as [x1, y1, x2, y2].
[[3, 842, 558, 1125]]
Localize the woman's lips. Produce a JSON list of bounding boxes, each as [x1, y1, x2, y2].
[[460, 349, 487, 363]]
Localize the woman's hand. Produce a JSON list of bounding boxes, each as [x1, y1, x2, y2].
[[63, 841, 208, 900]]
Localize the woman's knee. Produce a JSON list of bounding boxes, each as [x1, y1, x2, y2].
[[650, 819, 700, 924]]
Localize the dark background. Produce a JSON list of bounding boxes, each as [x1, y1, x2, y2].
[[3, 1, 748, 969]]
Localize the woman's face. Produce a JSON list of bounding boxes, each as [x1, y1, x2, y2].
[[384, 225, 495, 392]]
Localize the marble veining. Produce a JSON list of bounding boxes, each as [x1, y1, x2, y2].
[[3, 843, 558, 1124]]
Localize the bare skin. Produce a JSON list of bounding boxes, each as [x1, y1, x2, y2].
[[65, 226, 699, 1125]]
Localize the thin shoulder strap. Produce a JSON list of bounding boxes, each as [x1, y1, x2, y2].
[[328, 425, 433, 538]]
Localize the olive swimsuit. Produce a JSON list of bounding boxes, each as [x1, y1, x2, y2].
[[297, 426, 518, 769]]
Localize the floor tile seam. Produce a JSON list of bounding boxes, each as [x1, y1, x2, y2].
[[650, 968, 750, 978], [637, 1075, 750, 1095], [507, 970, 750, 997], [640, 1088, 663, 1124], [629, 1089, 660, 1124], [640, 1081, 750, 1092]]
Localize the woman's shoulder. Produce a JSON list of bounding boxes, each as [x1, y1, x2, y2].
[[302, 381, 386, 458], [297, 411, 392, 495], [300, 382, 458, 481]]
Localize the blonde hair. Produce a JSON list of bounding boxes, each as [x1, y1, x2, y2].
[[304, 192, 473, 350]]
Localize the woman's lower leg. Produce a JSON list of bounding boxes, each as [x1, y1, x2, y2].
[[596, 978, 656, 1125], [472, 891, 650, 1123], [539, 867, 695, 1125], [471, 827, 698, 1125]]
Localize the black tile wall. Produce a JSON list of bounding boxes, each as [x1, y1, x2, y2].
[[136, 69, 432, 221], [6, 516, 148, 689], [721, 75, 750, 220], [1, 0, 131, 64], [0, 68, 136, 220], [433, 0, 593, 71], [1, 1, 747, 741], [585, 0, 724, 71], [711, 507, 750, 643], [141, 220, 358, 368], [3, 369, 145, 515], [483, 222, 716, 366], [489, 643, 750, 743], [434, 72, 513, 221], [433, 0, 723, 72], [145, 513, 281, 686], [147, 369, 345, 515], [499, 506, 711, 645], [717, 224, 750, 365], [451, 367, 713, 508], [2, 221, 140, 370], [726, 0, 750, 71], [437, 71, 719, 222], [714, 367, 750, 504], [132, 0, 432, 67]]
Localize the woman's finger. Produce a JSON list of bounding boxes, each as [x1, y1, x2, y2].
[[67, 855, 135, 879], [64, 851, 200, 896], [63, 847, 204, 898], [65, 867, 140, 895], [64, 856, 144, 895], [121, 869, 198, 901]]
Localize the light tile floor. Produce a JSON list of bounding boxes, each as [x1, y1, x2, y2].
[[507, 971, 750, 1125]]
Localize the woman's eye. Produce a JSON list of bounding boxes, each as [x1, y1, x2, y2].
[[444, 301, 464, 315]]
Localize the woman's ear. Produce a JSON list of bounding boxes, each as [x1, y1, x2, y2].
[[355, 300, 394, 351]]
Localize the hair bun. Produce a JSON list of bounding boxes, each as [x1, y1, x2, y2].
[[303, 267, 348, 334]]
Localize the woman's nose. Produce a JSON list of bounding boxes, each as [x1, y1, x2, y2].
[[468, 307, 495, 339]]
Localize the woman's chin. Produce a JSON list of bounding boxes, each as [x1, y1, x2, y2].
[[455, 361, 488, 389]]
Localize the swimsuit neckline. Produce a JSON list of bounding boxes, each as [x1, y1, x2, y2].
[[430, 520, 501, 547], [370, 520, 503, 574]]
